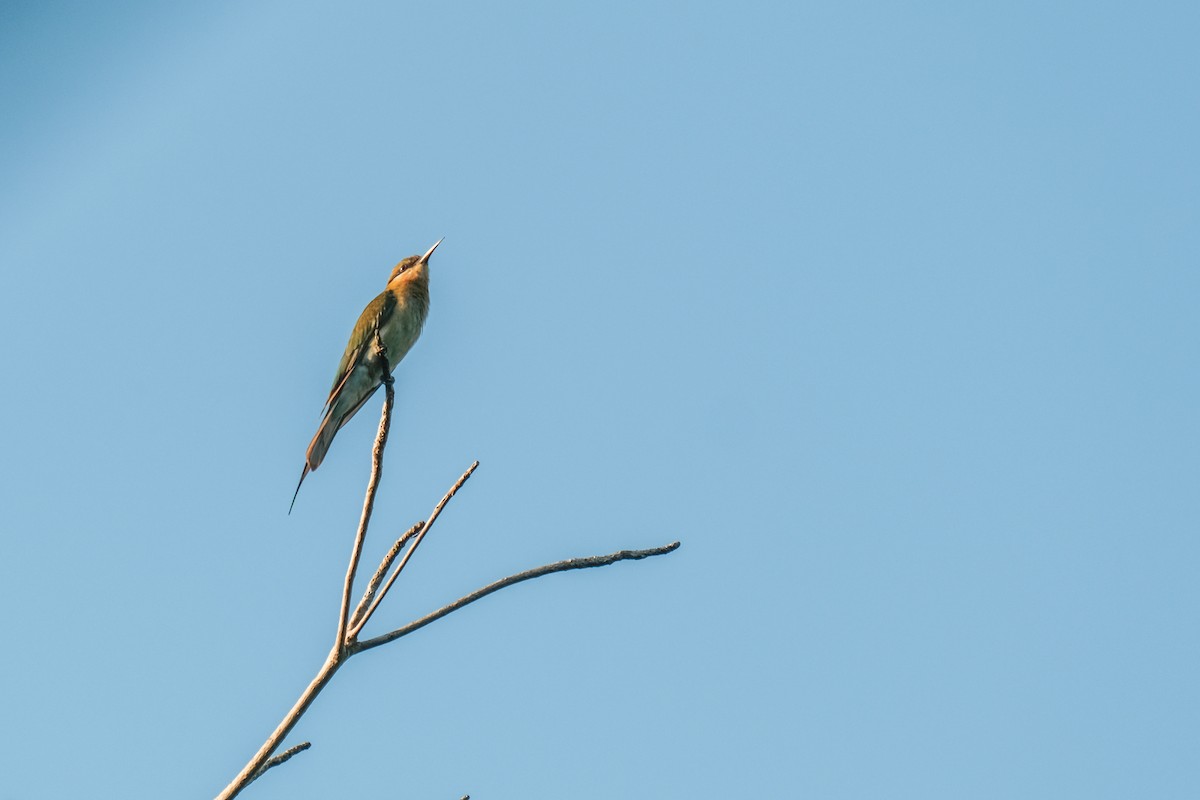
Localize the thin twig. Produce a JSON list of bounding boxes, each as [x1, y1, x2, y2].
[[353, 541, 681, 654], [348, 461, 479, 639], [248, 742, 312, 785], [349, 521, 425, 630], [336, 376, 395, 648]]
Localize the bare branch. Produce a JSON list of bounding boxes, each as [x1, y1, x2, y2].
[[219, 384, 682, 796], [348, 461, 479, 639], [336, 377, 395, 648], [248, 742, 312, 785], [349, 521, 425, 630], [217, 378, 395, 800], [353, 541, 681, 654], [216, 648, 344, 799]]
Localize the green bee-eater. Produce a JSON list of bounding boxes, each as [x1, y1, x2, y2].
[[290, 238, 443, 512]]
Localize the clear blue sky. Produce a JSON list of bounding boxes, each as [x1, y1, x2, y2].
[[2, 1, 1198, 797]]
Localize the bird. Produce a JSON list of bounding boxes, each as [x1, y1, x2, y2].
[[290, 238, 443, 512]]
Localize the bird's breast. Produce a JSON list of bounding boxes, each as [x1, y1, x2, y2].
[[378, 288, 429, 366]]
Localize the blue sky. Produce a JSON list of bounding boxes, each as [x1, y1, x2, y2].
[[1, 1, 1198, 797]]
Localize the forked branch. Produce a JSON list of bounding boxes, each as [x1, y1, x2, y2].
[[347, 460, 479, 639], [247, 742, 311, 786], [349, 521, 424, 630], [217, 387, 679, 799]]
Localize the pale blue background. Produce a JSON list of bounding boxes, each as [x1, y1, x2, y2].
[[1, 1, 1198, 797]]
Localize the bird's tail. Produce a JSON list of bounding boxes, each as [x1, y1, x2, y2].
[[289, 412, 338, 514], [305, 411, 340, 473], [288, 463, 310, 515]]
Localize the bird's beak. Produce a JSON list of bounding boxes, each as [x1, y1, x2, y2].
[[419, 237, 444, 264]]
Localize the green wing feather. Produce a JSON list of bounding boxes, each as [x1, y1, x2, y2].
[[324, 290, 396, 409]]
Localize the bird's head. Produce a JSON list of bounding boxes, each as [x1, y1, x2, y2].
[[388, 238, 443, 284]]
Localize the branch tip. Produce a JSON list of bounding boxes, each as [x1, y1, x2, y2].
[[250, 741, 312, 784]]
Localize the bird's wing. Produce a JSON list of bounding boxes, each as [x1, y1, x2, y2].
[[323, 289, 397, 412]]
